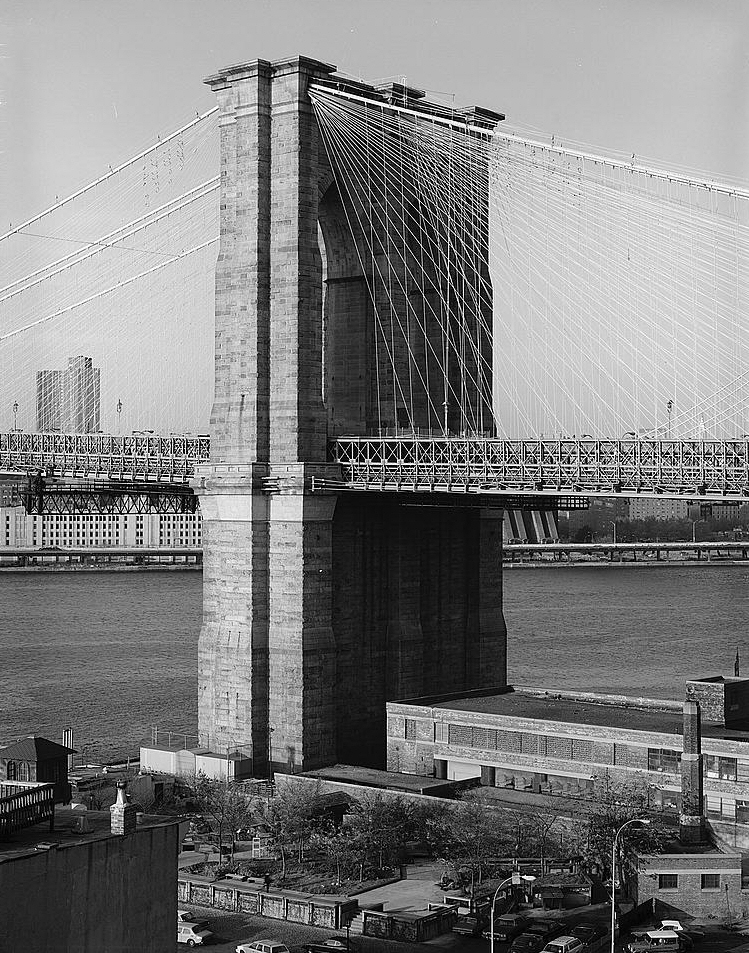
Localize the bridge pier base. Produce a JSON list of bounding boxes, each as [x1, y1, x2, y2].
[[197, 470, 508, 773]]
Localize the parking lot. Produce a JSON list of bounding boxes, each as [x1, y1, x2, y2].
[[175, 901, 749, 953]]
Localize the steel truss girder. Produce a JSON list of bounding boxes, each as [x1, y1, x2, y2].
[[22, 481, 198, 515], [0, 431, 209, 482], [329, 437, 749, 502]]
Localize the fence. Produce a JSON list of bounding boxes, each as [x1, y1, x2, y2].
[[360, 906, 457, 942], [178, 874, 357, 928], [0, 781, 55, 839]]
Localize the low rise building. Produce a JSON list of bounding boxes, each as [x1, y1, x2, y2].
[[633, 838, 742, 920], [386, 676, 749, 848], [0, 779, 182, 952]]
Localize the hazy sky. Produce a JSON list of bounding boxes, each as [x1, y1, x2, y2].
[[3, 0, 749, 228], [1, 0, 748, 433]]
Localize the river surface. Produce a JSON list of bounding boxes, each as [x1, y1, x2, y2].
[[1, 565, 747, 761]]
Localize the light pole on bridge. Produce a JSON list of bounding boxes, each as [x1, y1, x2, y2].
[[12, 401, 18, 431]]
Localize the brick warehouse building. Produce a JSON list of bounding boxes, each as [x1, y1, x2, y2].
[[385, 676, 749, 916], [386, 676, 749, 849]]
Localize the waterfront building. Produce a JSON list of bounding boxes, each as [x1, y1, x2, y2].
[[0, 506, 202, 550], [626, 498, 691, 521], [36, 355, 101, 433], [386, 675, 749, 850], [504, 508, 559, 543]]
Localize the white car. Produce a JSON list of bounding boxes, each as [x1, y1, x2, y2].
[[178, 922, 214, 946], [178, 910, 193, 922], [236, 943, 291, 953]]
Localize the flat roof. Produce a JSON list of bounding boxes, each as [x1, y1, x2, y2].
[[404, 689, 749, 741], [0, 807, 180, 863], [301, 763, 456, 792]]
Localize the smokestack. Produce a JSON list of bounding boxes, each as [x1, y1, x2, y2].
[[680, 700, 706, 845], [62, 727, 74, 772], [110, 780, 137, 836]]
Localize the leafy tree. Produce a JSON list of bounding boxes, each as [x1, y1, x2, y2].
[[192, 772, 255, 861], [251, 782, 322, 878], [427, 791, 514, 893], [346, 793, 420, 873], [309, 823, 363, 884], [574, 772, 668, 884]]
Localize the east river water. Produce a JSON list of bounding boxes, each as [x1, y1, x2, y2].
[[1, 565, 747, 761]]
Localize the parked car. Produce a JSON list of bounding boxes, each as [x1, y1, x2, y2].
[[541, 938, 585, 953], [569, 922, 607, 946], [511, 922, 569, 953], [178, 922, 214, 947], [177, 910, 193, 922], [453, 914, 488, 936], [625, 930, 689, 953], [511, 936, 556, 953], [305, 939, 359, 953], [660, 921, 703, 944], [482, 913, 531, 942], [237, 943, 291, 953]]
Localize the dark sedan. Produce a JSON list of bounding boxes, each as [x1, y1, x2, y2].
[[305, 938, 359, 953], [569, 922, 608, 946], [453, 914, 488, 936], [510, 922, 569, 953]]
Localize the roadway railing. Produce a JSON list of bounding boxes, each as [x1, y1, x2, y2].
[[0, 780, 55, 839], [330, 437, 749, 501], [0, 432, 210, 483], [4, 432, 749, 500]]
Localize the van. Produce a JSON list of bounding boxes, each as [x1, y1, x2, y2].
[[541, 938, 584, 953], [177, 922, 214, 946]]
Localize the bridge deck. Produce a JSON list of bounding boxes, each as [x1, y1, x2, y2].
[[2, 433, 749, 502], [329, 437, 749, 502]]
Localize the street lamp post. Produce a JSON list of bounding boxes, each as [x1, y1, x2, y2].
[[691, 518, 704, 544], [490, 874, 536, 953], [12, 401, 18, 431], [610, 521, 617, 545], [610, 818, 650, 953]]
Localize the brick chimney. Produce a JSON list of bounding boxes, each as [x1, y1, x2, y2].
[[110, 780, 137, 836], [680, 700, 706, 844]]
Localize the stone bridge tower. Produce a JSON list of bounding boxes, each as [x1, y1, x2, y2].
[[195, 56, 507, 774]]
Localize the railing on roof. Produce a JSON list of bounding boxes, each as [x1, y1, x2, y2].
[[0, 780, 55, 839]]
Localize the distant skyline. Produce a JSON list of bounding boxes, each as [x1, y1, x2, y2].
[[1, 0, 748, 432]]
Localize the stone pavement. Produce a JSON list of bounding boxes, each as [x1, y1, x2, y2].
[[353, 860, 448, 913]]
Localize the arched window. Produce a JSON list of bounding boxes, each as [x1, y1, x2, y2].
[[7, 761, 30, 782]]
